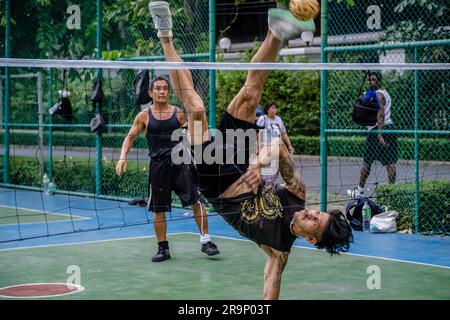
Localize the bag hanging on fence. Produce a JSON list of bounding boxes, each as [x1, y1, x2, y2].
[[90, 75, 104, 105], [370, 210, 398, 233], [90, 113, 106, 133], [345, 197, 384, 231], [48, 70, 73, 121], [89, 76, 106, 133], [352, 71, 379, 126], [134, 70, 151, 106]]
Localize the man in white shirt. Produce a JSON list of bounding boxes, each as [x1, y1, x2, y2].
[[347, 72, 397, 198]]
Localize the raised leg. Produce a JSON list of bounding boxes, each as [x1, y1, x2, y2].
[[226, 31, 281, 123], [150, 1, 208, 144]]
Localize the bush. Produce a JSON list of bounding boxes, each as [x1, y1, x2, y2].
[[377, 179, 450, 235], [1, 156, 148, 199], [289, 135, 449, 161]]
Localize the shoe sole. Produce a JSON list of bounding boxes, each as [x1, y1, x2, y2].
[[269, 8, 316, 33], [149, 1, 170, 13], [202, 249, 220, 256], [151, 255, 171, 262]]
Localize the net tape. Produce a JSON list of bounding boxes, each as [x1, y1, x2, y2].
[[1, 58, 449, 71]]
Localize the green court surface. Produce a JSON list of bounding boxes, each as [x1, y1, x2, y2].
[[0, 233, 449, 300], [0, 206, 83, 225]]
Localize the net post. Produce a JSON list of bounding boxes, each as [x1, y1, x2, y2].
[[320, 0, 329, 212]]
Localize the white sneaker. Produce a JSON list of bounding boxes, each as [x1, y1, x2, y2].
[[346, 188, 364, 199], [149, 1, 172, 38], [268, 8, 315, 40]]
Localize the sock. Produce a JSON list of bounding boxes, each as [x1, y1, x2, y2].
[[358, 186, 364, 192], [158, 240, 169, 250], [200, 234, 211, 245]]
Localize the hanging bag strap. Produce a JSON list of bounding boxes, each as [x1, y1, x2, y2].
[[357, 70, 368, 98]]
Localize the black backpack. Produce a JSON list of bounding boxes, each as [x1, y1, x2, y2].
[[134, 70, 151, 106], [352, 71, 379, 126], [345, 197, 384, 231]]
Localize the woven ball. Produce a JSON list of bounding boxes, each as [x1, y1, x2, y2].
[[289, 0, 320, 21]]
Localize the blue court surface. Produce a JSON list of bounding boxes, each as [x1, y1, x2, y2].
[[1, 187, 449, 266]]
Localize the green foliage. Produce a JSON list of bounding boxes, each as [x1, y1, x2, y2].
[[216, 48, 320, 136], [7, 157, 41, 187], [377, 179, 450, 234], [1, 155, 148, 199]]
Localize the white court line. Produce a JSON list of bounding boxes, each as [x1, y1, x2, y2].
[[0, 205, 90, 227], [1, 232, 449, 270], [183, 232, 450, 270]]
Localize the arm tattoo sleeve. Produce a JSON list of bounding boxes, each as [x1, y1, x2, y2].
[[279, 153, 305, 199]]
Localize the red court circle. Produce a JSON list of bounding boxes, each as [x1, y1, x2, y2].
[[0, 283, 84, 298]]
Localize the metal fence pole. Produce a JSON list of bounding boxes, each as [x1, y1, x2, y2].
[[414, 47, 420, 233], [209, 0, 216, 131], [320, 0, 329, 212], [0, 79, 2, 127], [48, 69, 54, 180], [95, 0, 103, 196], [3, 0, 11, 184], [37, 72, 44, 178]]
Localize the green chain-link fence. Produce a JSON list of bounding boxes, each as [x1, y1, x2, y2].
[[1, 0, 212, 206], [1, 1, 449, 234], [322, 0, 449, 234]]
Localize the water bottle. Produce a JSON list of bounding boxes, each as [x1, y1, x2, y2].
[[42, 173, 50, 195], [47, 181, 56, 195], [362, 199, 371, 232]]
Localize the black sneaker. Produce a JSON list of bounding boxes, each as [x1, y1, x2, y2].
[[201, 241, 220, 256], [152, 247, 171, 262]]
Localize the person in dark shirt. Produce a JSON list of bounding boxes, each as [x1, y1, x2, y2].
[[150, 1, 352, 299], [115, 76, 220, 262]]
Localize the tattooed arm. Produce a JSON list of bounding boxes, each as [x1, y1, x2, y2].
[[261, 245, 289, 300], [278, 142, 306, 200]]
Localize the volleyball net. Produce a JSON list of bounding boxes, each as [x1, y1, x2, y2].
[[0, 58, 448, 243]]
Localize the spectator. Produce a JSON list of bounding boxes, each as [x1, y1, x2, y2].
[[347, 72, 397, 198], [256, 101, 295, 182]]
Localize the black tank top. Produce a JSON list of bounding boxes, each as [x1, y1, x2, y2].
[[146, 107, 180, 159]]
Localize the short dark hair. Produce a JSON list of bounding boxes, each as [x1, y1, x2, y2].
[[149, 76, 171, 92], [263, 101, 277, 115], [368, 71, 382, 86], [315, 209, 353, 256]]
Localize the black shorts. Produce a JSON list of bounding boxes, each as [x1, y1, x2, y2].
[[148, 158, 201, 212], [193, 112, 262, 200], [363, 125, 398, 166]]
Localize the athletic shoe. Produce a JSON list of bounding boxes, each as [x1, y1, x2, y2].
[[346, 188, 364, 199], [201, 241, 220, 256], [128, 197, 146, 206], [151, 247, 171, 262], [268, 8, 315, 40], [149, 1, 172, 38]]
